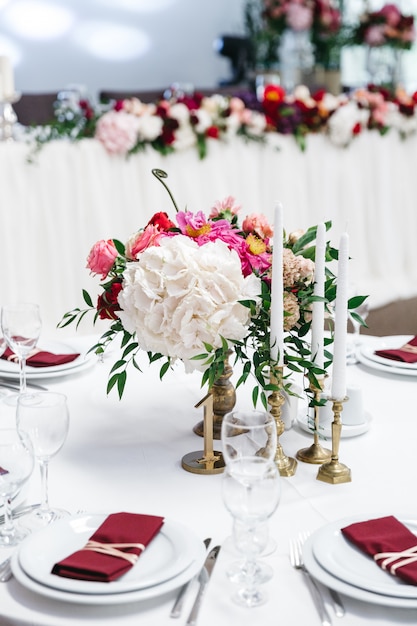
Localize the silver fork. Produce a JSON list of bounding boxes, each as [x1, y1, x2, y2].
[[290, 537, 332, 626], [299, 531, 345, 618]]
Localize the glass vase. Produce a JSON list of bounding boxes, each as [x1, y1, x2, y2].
[[366, 46, 403, 89], [278, 29, 314, 92]]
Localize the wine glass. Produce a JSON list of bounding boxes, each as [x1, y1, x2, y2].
[[1, 303, 42, 401], [221, 410, 277, 466], [222, 457, 281, 607], [16, 391, 69, 529], [0, 428, 34, 546], [221, 410, 277, 557]]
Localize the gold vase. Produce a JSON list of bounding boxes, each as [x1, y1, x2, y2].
[[193, 350, 236, 439]]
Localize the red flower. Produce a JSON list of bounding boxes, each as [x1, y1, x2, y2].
[[97, 282, 123, 320], [147, 212, 176, 231], [206, 126, 219, 139], [352, 122, 362, 135]]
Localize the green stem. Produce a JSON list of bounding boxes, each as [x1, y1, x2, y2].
[[152, 168, 179, 213]]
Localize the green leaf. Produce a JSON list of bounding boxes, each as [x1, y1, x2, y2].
[[117, 371, 127, 399], [109, 359, 126, 373], [159, 361, 170, 379], [82, 289, 94, 307]]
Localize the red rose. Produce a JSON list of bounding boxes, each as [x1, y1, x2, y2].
[[352, 122, 362, 135], [206, 126, 219, 139], [147, 212, 175, 231], [97, 282, 123, 320]]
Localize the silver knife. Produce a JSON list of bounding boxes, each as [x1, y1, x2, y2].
[[186, 545, 221, 626], [170, 537, 211, 618], [328, 587, 345, 617]]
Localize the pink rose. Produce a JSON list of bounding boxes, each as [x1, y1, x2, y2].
[[242, 213, 273, 239], [378, 3, 401, 27], [286, 4, 313, 31], [125, 224, 165, 260], [86, 239, 118, 278], [365, 25, 386, 46]]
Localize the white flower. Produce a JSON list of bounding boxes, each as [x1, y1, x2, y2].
[[327, 102, 369, 147], [117, 235, 261, 371], [169, 103, 190, 124], [95, 110, 140, 154], [193, 109, 213, 134], [172, 124, 196, 150], [136, 114, 164, 141], [384, 103, 417, 136]]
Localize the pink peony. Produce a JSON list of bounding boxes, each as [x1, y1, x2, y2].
[[365, 24, 386, 46], [378, 3, 401, 27], [86, 239, 118, 279], [242, 213, 273, 239], [209, 196, 241, 218], [95, 110, 139, 155]]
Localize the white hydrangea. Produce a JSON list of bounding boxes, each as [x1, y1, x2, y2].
[[136, 114, 164, 142], [118, 235, 261, 371]]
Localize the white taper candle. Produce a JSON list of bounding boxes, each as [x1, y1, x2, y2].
[[270, 204, 284, 366], [311, 223, 326, 370], [0, 56, 14, 100], [331, 232, 349, 400]]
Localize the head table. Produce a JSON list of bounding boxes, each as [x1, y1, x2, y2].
[[0, 331, 416, 626]]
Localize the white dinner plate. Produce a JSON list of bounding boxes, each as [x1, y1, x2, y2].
[[312, 516, 417, 599], [296, 411, 372, 438], [356, 350, 417, 377], [0, 340, 95, 380], [18, 514, 201, 595], [359, 336, 417, 371], [11, 549, 205, 606], [303, 536, 417, 609]]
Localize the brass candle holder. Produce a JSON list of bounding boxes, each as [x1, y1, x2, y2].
[[296, 378, 331, 464], [193, 350, 236, 440], [316, 397, 351, 484], [182, 392, 225, 475], [268, 369, 297, 477]]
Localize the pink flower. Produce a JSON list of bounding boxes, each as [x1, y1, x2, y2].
[[365, 24, 386, 46], [86, 239, 118, 279], [378, 3, 401, 27], [286, 4, 313, 31], [125, 225, 165, 260], [95, 110, 139, 155], [242, 213, 273, 239], [209, 196, 241, 218]]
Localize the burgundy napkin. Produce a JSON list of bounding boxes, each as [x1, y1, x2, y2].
[[1, 347, 80, 367], [51, 512, 164, 582], [341, 516, 417, 586], [374, 336, 417, 363]]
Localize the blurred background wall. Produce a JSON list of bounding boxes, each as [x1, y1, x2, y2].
[[0, 0, 247, 98]]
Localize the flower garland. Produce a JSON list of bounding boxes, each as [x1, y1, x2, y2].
[[59, 169, 365, 407], [28, 82, 417, 157]]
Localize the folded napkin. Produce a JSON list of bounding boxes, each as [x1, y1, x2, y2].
[[374, 336, 417, 363], [1, 347, 80, 367], [341, 516, 417, 586], [51, 512, 164, 582]]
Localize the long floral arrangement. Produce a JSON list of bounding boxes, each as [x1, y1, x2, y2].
[[29, 82, 417, 156], [60, 169, 365, 407]]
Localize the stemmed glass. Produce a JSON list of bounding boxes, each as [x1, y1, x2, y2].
[[221, 409, 277, 550], [0, 429, 35, 546], [347, 295, 370, 365], [222, 457, 281, 607], [1, 303, 42, 401], [16, 391, 69, 529]]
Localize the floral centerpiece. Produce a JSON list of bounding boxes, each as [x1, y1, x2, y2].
[[60, 169, 362, 408], [349, 3, 415, 49]]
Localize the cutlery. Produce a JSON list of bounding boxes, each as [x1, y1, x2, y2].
[[170, 537, 211, 618], [186, 545, 221, 626], [0, 556, 12, 582], [290, 538, 332, 626], [0, 379, 48, 391], [0, 502, 40, 526], [299, 531, 345, 618]]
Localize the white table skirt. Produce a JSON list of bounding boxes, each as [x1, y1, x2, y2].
[[1, 133, 416, 334], [0, 333, 416, 625]]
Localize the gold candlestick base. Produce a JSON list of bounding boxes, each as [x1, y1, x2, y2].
[[183, 392, 225, 475], [268, 371, 297, 477], [317, 397, 351, 484], [297, 379, 331, 465]]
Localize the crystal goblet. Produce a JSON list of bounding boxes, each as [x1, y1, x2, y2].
[[16, 391, 69, 529], [0, 428, 34, 546]]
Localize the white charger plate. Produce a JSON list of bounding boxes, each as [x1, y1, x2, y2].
[[0, 340, 94, 380], [357, 351, 417, 377], [360, 336, 417, 371], [18, 514, 201, 595], [303, 536, 417, 609], [296, 411, 372, 438], [11, 549, 205, 606], [311, 516, 417, 599]]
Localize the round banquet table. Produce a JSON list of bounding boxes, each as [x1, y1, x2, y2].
[[0, 332, 416, 626]]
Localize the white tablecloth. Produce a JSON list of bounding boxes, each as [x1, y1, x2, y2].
[[1, 133, 417, 334], [0, 333, 416, 625]]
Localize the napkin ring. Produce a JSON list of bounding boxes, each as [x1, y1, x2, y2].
[[374, 545, 417, 575], [82, 540, 145, 565]]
